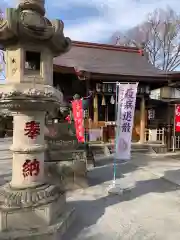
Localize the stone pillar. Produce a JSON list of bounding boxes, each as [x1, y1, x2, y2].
[[139, 96, 146, 144], [93, 94, 98, 124], [11, 112, 45, 188], [0, 0, 74, 236]]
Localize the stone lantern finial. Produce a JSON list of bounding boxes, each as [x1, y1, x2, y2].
[[17, 0, 45, 15], [0, 0, 71, 53]]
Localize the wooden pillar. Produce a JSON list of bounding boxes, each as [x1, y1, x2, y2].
[[85, 79, 90, 142], [93, 94, 98, 124], [167, 103, 172, 150], [139, 96, 146, 144]]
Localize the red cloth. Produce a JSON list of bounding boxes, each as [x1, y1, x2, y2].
[[72, 99, 85, 142], [175, 105, 180, 132], [65, 115, 71, 123]]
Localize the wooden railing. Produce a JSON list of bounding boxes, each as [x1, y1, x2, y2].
[[171, 136, 180, 151], [145, 128, 165, 144]]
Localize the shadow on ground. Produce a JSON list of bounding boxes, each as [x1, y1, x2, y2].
[[120, 177, 179, 202], [163, 169, 180, 186], [63, 161, 180, 240], [88, 159, 138, 187], [63, 195, 121, 240]]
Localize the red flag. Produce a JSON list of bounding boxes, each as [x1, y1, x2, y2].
[[65, 115, 71, 123], [72, 99, 85, 142], [175, 104, 180, 132]]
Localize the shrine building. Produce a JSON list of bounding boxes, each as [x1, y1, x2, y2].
[[53, 41, 179, 143], [2, 41, 179, 145]]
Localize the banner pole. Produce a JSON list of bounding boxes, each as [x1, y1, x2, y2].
[[112, 82, 118, 183], [107, 82, 138, 195], [107, 82, 125, 195]]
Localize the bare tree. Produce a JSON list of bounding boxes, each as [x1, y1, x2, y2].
[[113, 7, 180, 71]]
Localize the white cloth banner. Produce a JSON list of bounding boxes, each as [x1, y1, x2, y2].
[[115, 83, 138, 160]]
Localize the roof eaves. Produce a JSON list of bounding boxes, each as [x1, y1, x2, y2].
[[72, 40, 142, 54], [89, 72, 170, 81]]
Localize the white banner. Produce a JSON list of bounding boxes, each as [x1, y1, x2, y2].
[[115, 83, 138, 160]]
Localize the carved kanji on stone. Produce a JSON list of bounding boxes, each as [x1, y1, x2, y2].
[[22, 159, 40, 178], [24, 121, 40, 139]]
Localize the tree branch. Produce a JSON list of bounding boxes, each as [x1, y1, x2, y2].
[[112, 7, 180, 71]]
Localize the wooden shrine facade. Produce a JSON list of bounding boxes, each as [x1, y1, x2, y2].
[[53, 41, 177, 143]]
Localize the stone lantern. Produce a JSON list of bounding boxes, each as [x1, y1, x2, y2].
[[0, 0, 74, 239]]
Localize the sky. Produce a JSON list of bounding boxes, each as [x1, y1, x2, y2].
[[1, 0, 180, 43], [0, 0, 180, 81]]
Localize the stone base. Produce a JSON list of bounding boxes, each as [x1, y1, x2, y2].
[[0, 183, 64, 209], [0, 182, 75, 239], [0, 183, 70, 231], [0, 207, 75, 240], [0, 193, 66, 231]]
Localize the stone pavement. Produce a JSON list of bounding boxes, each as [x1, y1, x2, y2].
[[63, 155, 180, 240], [2, 139, 180, 239], [131, 152, 180, 186], [0, 161, 179, 240]]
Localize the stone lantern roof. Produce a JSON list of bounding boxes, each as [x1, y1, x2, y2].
[[0, 0, 71, 56]]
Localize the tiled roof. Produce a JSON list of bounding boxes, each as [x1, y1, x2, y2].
[[54, 41, 167, 78]]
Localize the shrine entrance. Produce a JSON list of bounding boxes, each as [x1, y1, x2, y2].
[[86, 82, 149, 143], [53, 41, 174, 145]]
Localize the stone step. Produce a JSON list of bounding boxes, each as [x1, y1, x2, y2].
[[131, 144, 149, 150], [90, 143, 151, 159], [0, 145, 11, 151], [90, 146, 106, 155], [151, 145, 167, 154], [0, 151, 12, 160], [0, 138, 12, 155], [108, 144, 150, 153]]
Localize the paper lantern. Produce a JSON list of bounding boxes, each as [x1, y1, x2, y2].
[[110, 95, 115, 104], [101, 95, 106, 105], [93, 95, 97, 108]]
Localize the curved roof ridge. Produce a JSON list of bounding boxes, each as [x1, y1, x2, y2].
[[72, 40, 141, 53]]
